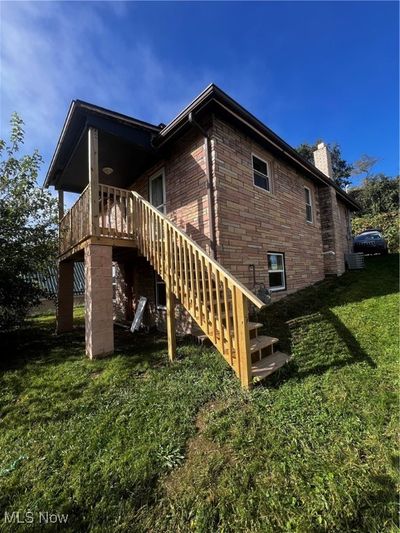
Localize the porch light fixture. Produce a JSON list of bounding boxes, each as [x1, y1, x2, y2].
[[102, 166, 114, 175]]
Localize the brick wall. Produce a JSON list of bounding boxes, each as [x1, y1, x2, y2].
[[318, 187, 353, 276], [318, 186, 339, 275], [114, 115, 354, 329], [131, 128, 211, 252], [336, 198, 353, 272], [114, 128, 210, 333], [212, 117, 325, 298]]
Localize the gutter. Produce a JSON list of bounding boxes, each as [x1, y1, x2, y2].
[[212, 98, 360, 211], [188, 112, 217, 260], [156, 85, 360, 211]]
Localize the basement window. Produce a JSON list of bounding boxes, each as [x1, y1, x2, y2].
[[305, 186, 313, 223], [267, 253, 286, 291], [155, 273, 166, 308], [252, 155, 270, 192], [112, 265, 116, 301]]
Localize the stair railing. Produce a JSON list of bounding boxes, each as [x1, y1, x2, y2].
[[131, 191, 266, 388]]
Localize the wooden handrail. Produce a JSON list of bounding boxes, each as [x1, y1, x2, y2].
[[131, 190, 264, 386], [59, 186, 90, 255], [131, 191, 266, 310], [58, 185, 263, 386], [59, 184, 90, 224]]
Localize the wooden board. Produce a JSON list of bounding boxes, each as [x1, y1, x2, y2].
[[251, 351, 292, 380], [130, 296, 147, 332]]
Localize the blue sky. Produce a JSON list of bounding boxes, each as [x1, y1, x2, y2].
[[1, 1, 398, 191]]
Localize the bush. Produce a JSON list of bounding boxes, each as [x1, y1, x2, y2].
[[0, 113, 57, 329], [352, 211, 399, 252]]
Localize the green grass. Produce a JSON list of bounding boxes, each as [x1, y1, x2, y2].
[[0, 255, 398, 532]]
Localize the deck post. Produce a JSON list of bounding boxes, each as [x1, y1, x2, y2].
[[236, 289, 252, 389], [58, 190, 64, 254], [166, 289, 176, 362], [88, 127, 99, 236], [164, 222, 176, 361], [84, 244, 114, 359], [57, 260, 74, 333], [58, 190, 64, 221]]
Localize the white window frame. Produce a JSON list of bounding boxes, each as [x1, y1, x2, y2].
[[267, 252, 286, 292], [112, 264, 117, 302], [252, 154, 271, 193], [304, 186, 313, 223], [149, 168, 166, 214]]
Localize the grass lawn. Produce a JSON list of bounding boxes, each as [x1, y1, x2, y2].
[[0, 255, 398, 532]]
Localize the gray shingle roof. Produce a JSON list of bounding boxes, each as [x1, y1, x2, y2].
[[30, 263, 85, 297]]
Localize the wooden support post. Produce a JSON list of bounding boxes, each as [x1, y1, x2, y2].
[[164, 222, 176, 361], [58, 190, 64, 254], [236, 289, 252, 390], [58, 190, 64, 221], [166, 289, 176, 362], [88, 127, 99, 236]]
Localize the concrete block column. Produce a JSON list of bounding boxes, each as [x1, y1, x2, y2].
[[84, 244, 114, 359], [57, 260, 74, 333]]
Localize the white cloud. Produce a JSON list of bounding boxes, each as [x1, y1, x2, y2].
[[0, 1, 274, 191], [0, 3, 209, 168]]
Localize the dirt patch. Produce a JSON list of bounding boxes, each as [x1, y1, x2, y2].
[[162, 398, 236, 498]]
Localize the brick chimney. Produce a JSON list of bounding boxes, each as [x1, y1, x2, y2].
[[313, 142, 333, 179]]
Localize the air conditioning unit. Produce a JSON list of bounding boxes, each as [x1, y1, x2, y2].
[[345, 253, 365, 270]]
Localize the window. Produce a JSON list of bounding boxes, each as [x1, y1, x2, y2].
[[267, 253, 286, 291], [252, 155, 270, 192], [155, 273, 166, 308], [112, 265, 116, 301], [149, 170, 166, 214], [305, 186, 313, 223]]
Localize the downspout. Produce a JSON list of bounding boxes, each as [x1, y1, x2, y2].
[[188, 112, 217, 260]]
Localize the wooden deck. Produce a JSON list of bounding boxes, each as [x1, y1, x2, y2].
[[57, 126, 287, 388]]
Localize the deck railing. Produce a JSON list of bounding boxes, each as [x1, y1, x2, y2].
[[98, 184, 134, 238], [59, 184, 266, 387], [59, 184, 135, 254], [59, 185, 90, 254], [131, 192, 265, 386]]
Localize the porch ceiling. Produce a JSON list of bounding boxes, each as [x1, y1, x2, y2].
[[46, 100, 161, 193], [60, 129, 159, 194]]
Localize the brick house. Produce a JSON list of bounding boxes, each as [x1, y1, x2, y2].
[[45, 84, 358, 388]]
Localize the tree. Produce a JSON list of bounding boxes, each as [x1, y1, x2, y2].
[[351, 154, 379, 179], [0, 113, 58, 329], [348, 174, 399, 216], [296, 141, 353, 188]]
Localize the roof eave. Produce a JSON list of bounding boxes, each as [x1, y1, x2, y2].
[[44, 100, 77, 188], [45, 101, 161, 189], [156, 85, 360, 211]]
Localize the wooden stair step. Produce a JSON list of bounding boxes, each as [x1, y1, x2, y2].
[[250, 335, 279, 354], [251, 351, 292, 380], [248, 322, 263, 332], [194, 334, 212, 346]]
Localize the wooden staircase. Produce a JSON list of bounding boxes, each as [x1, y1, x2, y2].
[[59, 182, 291, 388], [196, 321, 291, 382], [129, 191, 292, 388]]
